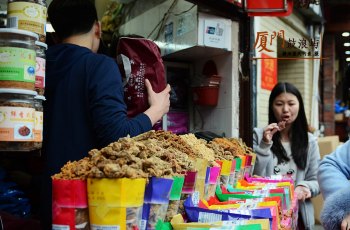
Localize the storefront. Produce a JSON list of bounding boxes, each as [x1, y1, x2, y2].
[[99, 0, 251, 144], [0, 0, 330, 229]]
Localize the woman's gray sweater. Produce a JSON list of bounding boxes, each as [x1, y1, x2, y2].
[[253, 128, 321, 230]]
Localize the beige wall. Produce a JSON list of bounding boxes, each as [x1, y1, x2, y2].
[[254, 15, 313, 128], [278, 60, 313, 123]]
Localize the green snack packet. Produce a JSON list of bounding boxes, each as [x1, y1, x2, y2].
[[155, 219, 172, 230], [170, 176, 185, 200]]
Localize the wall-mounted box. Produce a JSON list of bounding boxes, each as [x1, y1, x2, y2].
[[160, 10, 232, 55]]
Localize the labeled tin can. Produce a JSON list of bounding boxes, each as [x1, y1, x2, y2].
[[35, 41, 47, 95], [33, 94, 44, 149], [0, 88, 37, 151], [7, 0, 47, 42], [0, 28, 38, 90]]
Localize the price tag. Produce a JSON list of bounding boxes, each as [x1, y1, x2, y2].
[[192, 191, 200, 207], [198, 212, 222, 222]]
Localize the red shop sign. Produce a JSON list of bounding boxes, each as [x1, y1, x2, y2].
[[245, 0, 294, 17]]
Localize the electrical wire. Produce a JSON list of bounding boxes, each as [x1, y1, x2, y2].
[[147, 0, 196, 41], [148, 0, 178, 40], [173, 4, 195, 16]]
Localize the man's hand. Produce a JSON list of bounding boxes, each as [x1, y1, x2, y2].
[[144, 79, 171, 125]]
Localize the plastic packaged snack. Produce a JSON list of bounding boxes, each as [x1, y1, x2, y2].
[[52, 179, 89, 230], [87, 178, 146, 230], [141, 177, 173, 230], [164, 176, 184, 222]]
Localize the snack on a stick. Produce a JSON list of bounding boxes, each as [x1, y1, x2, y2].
[[278, 120, 286, 130]]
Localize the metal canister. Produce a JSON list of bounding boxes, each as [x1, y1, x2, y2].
[[33, 94, 44, 150], [0, 88, 37, 151], [7, 0, 47, 42], [35, 41, 47, 95], [0, 28, 38, 90]]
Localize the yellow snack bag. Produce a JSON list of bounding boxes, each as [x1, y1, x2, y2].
[[194, 158, 208, 200], [87, 178, 146, 230]]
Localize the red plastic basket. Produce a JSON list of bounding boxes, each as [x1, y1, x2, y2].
[[192, 86, 219, 106]]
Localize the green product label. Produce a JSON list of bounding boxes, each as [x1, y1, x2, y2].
[[235, 224, 262, 230], [235, 157, 242, 171], [169, 176, 185, 200], [0, 47, 36, 83]]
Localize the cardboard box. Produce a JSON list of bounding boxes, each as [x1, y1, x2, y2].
[[317, 135, 340, 158], [335, 113, 344, 121], [312, 195, 324, 225]]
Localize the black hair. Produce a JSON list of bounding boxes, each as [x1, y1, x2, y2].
[[48, 0, 98, 41], [268, 82, 309, 170]]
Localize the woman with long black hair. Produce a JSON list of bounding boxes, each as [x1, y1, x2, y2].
[[253, 82, 320, 230]]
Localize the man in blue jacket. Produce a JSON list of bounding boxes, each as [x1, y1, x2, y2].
[[41, 0, 171, 228]]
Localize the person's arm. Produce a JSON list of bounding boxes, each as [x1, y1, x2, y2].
[[321, 186, 350, 230], [295, 136, 320, 198], [88, 57, 154, 147], [318, 140, 350, 200], [252, 127, 274, 176]]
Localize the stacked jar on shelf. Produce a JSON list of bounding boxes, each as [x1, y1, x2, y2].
[[0, 0, 47, 151]]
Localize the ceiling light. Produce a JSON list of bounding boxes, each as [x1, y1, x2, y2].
[[344, 43, 350, 47], [346, 51, 350, 55], [342, 32, 350, 37], [347, 57, 350, 62]]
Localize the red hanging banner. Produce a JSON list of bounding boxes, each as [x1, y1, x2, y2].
[[261, 53, 277, 91]]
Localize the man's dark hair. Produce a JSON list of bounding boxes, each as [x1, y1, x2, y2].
[[48, 0, 98, 41], [268, 82, 309, 170]]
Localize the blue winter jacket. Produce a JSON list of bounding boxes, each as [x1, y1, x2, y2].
[[318, 140, 350, 230]]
